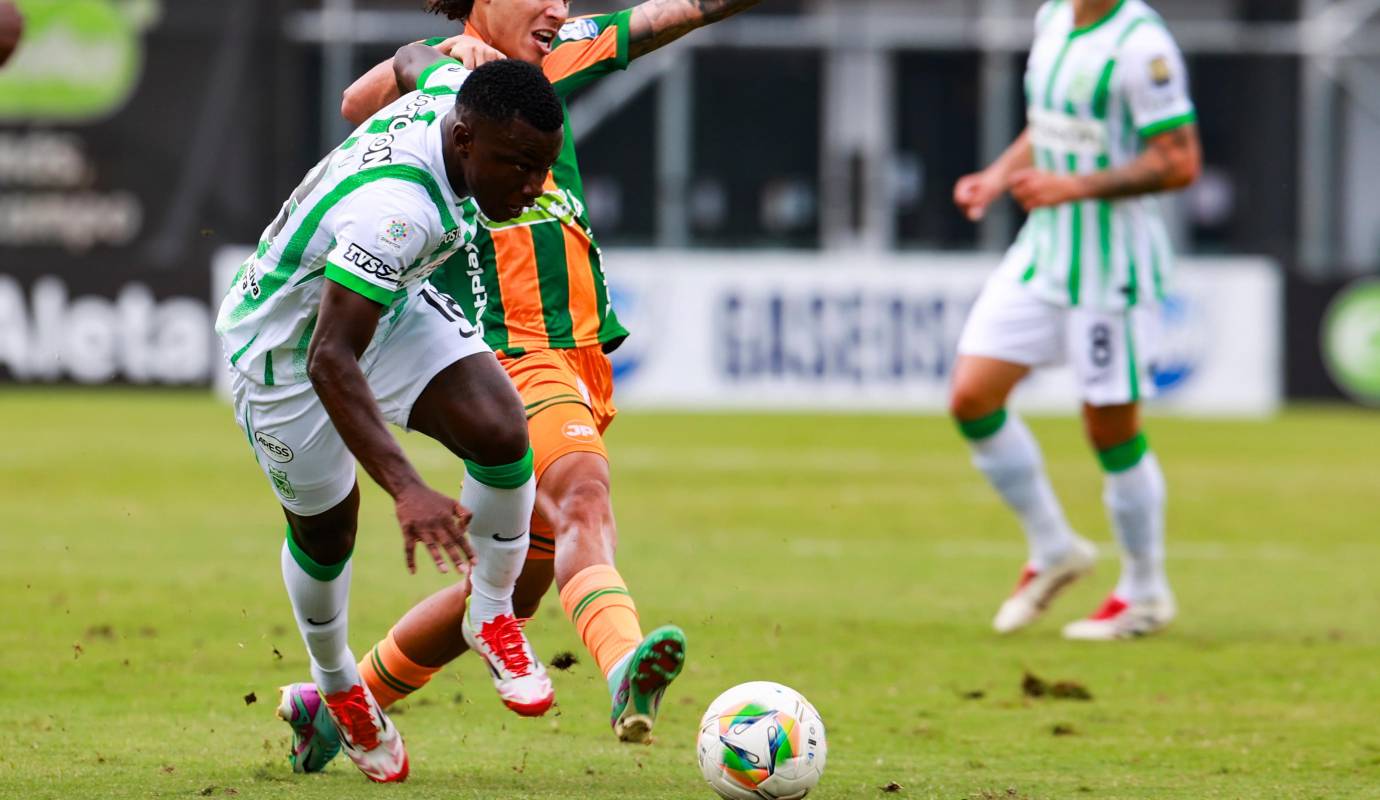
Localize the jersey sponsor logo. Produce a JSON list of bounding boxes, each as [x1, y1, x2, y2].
[[253, 431, 294, 463], [378, 217, 414, 252], [558, 18, 600, 42], [362, 134, 394, 167], [463, 242, 488, 338], [1028, 108, 1108, 157], [340, 242, 398, 283], [562, 421, 598, 442], [1149, 56, 1172, 87], [238, 264, 262, 300]]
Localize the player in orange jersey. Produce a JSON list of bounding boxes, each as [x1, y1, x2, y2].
[[275, 0, 759, 772]]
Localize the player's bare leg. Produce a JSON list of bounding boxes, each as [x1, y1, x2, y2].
[[545, 452, 685, 743], [407, 352, 551, 714], [277, 489, 408, 782], [1063, 402, 1174, 640], [950, 355, 1096, 633]]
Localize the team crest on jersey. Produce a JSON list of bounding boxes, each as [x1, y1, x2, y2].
[[378, 217, 414, 252], [559, 18, 600, 42], [1150, 56, 1172, 87], [1067, 71, 1097, 105]]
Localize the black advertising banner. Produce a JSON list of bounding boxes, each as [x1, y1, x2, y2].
[[0, 0, 287, 384], [1286, 274, 1380, 406]]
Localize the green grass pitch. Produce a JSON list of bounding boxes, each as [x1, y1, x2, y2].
[[2, 390, 1378, 799]]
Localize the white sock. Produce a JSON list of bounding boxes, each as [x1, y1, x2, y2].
[[280, 538, 358, 695], [966, 411, 1078, 570], [462, 473, 536, 625], [1104, 450, 1170, 603]]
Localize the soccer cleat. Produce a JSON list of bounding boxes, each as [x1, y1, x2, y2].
[[992, 536, 1098, 634], [462, 609, 555, 717], [1062, 594, 1177, 641], [321, 684, 408, 783], [609, 624, 687, 744], [275, 682, 341, 773]]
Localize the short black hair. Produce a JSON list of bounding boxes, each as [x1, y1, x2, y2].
[[425, 0, 472, 22], [457, 59, 564, 133]]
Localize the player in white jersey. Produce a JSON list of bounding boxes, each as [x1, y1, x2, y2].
[[950, 0, 1201, 640], [215, 50, 565, 781]]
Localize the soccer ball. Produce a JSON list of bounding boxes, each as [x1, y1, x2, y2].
[[696, 681, 827, 800]]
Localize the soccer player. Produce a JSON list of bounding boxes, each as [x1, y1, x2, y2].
[[217, 49, 566, 781], [275, 0, 759, 769], [950, 0, 1200, 639]]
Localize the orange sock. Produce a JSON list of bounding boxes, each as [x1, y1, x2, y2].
[[559, 564, 643, 678], [357, 628, 442, 710]]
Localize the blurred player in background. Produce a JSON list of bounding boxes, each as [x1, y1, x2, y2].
[[219, 50, 566, 780], [0, 0, 22, 67], [275, 0, 760, 771], [950, 0, 1201, 640]]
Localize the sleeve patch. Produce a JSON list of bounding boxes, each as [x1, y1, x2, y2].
[[1149, 56, 1172, 87], [377, 217, 416, 253], [559, 18, 600, 42]]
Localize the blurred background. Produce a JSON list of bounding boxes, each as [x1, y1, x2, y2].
[[2, 0, 1379, 413]]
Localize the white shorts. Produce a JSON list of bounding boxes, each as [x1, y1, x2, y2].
[[230, 283, 491, 516], [956, 271, 1160, 407]]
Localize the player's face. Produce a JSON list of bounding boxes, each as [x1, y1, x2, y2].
[[456, 114, 563, 221], [473, 0, 570, 64]]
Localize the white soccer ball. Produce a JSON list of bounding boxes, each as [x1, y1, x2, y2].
[[696, 681, 827, 800]]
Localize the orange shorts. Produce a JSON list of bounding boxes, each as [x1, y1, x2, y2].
[[499, 346, 617, 559]]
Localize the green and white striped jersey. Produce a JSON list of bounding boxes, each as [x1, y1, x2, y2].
[[216, 58, 480, 386], [1009, 0, 1196, 310]]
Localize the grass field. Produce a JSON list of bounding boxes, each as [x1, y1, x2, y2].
[[2, 390, 1378, 799]]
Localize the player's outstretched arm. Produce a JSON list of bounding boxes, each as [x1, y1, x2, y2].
[[627, 0, 760, 59], [1008, 125, 1201, 211], [342, 59, 401, 125], [308, 281, 475, 575], [954, 128, 1034, 222], [342, 37, 504, 125]]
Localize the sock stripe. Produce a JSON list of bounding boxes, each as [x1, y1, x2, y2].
[[571, 587, 631, 625], [464, 448, 535, 489], [957, 408, 1008, 441], [284, 526, 350, 582], [369, 645, 420, 695], [1098, 433, 1148, 473]]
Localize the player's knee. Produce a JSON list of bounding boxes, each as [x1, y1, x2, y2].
[[1083, 416, 1136, 452], [290, 521, 356, 565], [949, 385, 997, 421], [468, 413, 531, 467]]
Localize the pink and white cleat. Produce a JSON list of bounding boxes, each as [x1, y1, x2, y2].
[[992, 537, 1098, 634], [462, 609, 555, 717], [320, 684, 408, 783], [1063, 594, 1177, 640]]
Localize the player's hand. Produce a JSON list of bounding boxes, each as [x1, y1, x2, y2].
[[953, 169, 1006, 222], [395, 484, 476, 575], [1008, 168, 1085, 211], [437, 34, 506, 69]]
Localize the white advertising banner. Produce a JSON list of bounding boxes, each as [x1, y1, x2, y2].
[[601, 250, 1282, 416]]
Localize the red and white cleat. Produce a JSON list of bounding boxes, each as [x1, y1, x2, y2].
[[1062, 594, 1177, 641], [462, 609, 555, 717], [992, 537, 1097, 634], [321, 684, 408, 783]]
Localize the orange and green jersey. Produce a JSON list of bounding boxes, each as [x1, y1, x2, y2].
[[425, 10, 634, 357]]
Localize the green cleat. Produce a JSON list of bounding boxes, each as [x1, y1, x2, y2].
[[275, 682, 341, 773], [608, 624, 686, 743]]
